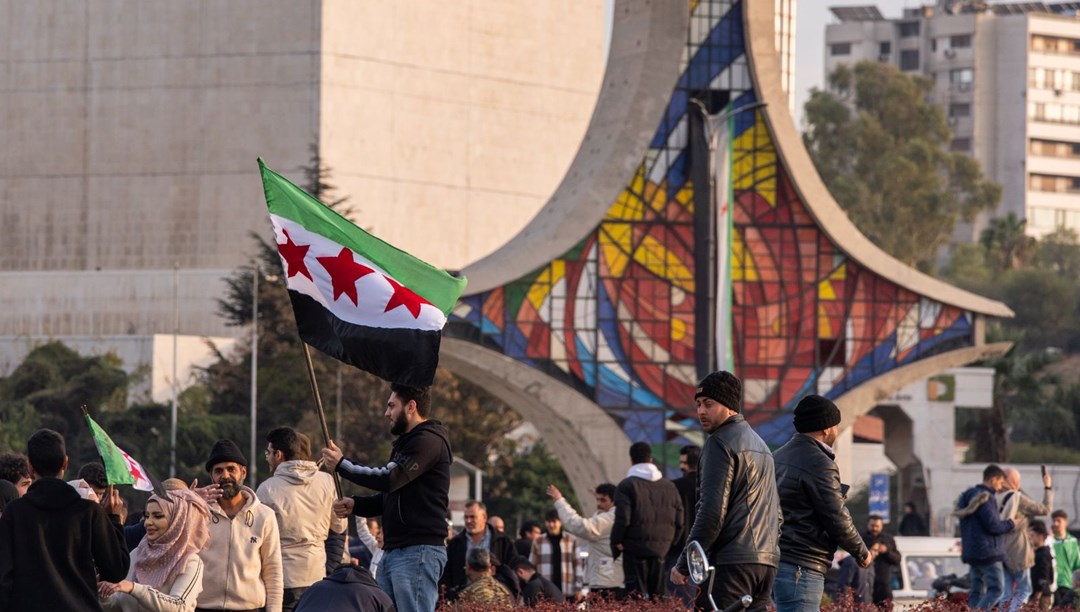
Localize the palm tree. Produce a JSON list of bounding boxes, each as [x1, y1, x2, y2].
[[980, 213, 1035, 271]]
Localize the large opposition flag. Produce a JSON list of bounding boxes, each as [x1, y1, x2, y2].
[[85, 414, 154, 492], [259, 159, 468, 387]]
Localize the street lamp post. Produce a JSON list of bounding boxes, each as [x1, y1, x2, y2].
[[688, 99, 766, 374], [250, 262, 259, 486]]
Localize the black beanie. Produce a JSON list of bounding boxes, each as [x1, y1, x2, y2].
[[695, 371, 742, 413], [205, 439, 248, 473], [793, 395, 841, 433]]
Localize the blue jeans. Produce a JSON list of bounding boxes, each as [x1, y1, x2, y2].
[[969, 562, 1005, 610], [1001, 566, 1033, 612], [376, 544, 447, 612], [773, 562, 825, 612]]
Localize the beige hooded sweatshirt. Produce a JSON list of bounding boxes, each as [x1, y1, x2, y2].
[[197, 487, 283, 612], [256, 460, 347, 588]]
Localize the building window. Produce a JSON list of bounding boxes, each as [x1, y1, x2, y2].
[[1031, 34, 1080, 55], [831, 42, 852, 56], [1030, 174, 1080, 193], [949, 103, 972, 118], [950, 35, 972, 49], [951, 138, 972, 152], [1027, 206, 1057, 228], [949, 68, 974, 89], [900, 50, 920, 71], [880, 41, 892, 55], [899, 21, 920, 37]]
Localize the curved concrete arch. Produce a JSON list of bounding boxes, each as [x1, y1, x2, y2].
[[440, 338, 630, 507], [461, 0, 690, 294], [742, 2, 1013, 319], [834, 341, 1013, 429]]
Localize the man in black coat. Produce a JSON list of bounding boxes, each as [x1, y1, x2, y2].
[[294, 564, 395, 612], [671, 371, 781, 612], [440, 500, 521, 601], [862, 514, 902, 606], [772, 395, 873, 611], [0, 428, 130, 611], [610, 441, 683, 600], [512, 557, 565, 607]]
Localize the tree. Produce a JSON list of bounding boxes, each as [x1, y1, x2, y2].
[[803, 62, 1002, 269], [1033, 227, 1080, 277], [980, 213, 1036, 272], [483, 441, 579, 532]]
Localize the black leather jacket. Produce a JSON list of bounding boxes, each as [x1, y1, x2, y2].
[[677, 414, 781, 572], [774, 433, 869, 574]]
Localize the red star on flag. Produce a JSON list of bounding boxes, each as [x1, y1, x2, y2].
[[277, 229, 313, 281], [317, 247, 375, 306], [383, 276, 432, 319]]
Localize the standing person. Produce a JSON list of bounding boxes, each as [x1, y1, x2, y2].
[[610, 441, 682, 600], [995, 466, 1052, 612], [547, 483, 624, 600], [322, 383, 452, 612], [861, 515, 901, 607], [489, 516, 506, 535], [772, 395, 873, 612], [531, 509, 583, 601], [666, 445, 700, 601], [954, 464, 1016, 610], [0, 453, 32, 497], [100, 489, 211, 612], [1030, 520, 1054, 612], [515, 521, 543, 557], [670, 371, 781, 612], [440, 500, 520, 601], [196, 439, 284, 612], [898, 502, 929, 536], [1051, 509, 1080, 605], [0, 428, 130, 611], [256, 427, 347, 611]]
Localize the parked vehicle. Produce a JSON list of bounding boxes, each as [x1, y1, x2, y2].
[[890, 536, 968, 608]]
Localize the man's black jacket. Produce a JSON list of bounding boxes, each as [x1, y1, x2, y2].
[[861, 529, 901, 602], [295, 565, 395, 612], [677, 414, 781, 573], [522, 571, 564, 606], [440, 524, 521, 600], [670, 473, 697, 555], [774, 433, 869, 574], [611, 467, 683, 559], [336, 419, 452, 550], [0, 477, 130, 611]]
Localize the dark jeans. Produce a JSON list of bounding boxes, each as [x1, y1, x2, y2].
[[623, 552, 665, 599], [283, 586, 308, 612], [711, 563, 776, 612]]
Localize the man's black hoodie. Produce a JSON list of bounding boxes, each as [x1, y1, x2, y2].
[[337, 419, 452, 550], [0, 477, 130, 611]]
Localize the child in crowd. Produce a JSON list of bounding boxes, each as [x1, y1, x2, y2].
[[1030, 519, 1054, 612]]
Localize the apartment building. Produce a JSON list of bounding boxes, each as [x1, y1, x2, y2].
[[825, 1, 1080, 239]]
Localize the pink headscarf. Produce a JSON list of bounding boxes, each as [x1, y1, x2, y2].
[[133, 489, 211, 589]]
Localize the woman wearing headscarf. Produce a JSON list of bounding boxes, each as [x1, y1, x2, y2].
[[100, 488, 211, 612]]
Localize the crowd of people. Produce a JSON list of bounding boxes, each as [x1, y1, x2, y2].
[[0, 371, 1079, 611]]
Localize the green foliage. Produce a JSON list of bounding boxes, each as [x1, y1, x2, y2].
[[804, 61, 1001, 269], [484, 441, 579, 531], [1008, 442, 1080, 465], [980, 213, 1036, 272]]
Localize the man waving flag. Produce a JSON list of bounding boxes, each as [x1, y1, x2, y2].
[[259, 159, 468, 386]]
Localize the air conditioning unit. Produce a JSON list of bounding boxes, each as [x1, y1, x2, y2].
[[948, 116, 959, 126], [944, 48, 957, 58], [878, 54, 891, 62], [957, 82, 971, 91], [1055, 88, 1064, 97]]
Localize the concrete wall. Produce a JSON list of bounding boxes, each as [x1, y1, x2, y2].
[[0, 1, 606, 338]]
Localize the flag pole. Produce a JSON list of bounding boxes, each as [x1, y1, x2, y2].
[[301, 342, 343, 499]]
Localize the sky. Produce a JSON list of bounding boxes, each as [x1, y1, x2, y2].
[[794, 0, 924, 127]]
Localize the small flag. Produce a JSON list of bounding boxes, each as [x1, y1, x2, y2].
[[84, 414, 154, 492], [258, 159, 468, 387]]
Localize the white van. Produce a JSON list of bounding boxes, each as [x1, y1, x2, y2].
[[890, 536, 967, 607]]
